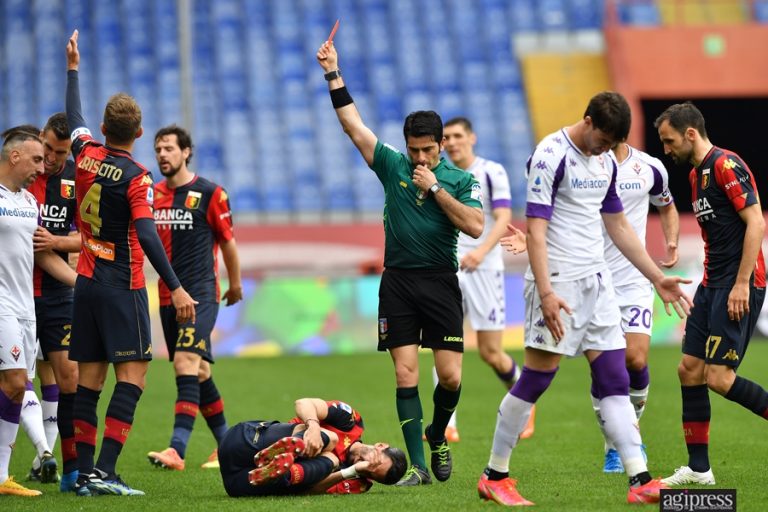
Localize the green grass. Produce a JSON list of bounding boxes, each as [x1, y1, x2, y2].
[[7, 343, 768, 511]]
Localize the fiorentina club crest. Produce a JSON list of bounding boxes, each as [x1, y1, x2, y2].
[[185, 190, 202, 209], [10, 344, 21, 362], [60, 179, 75, 199], [633, 162, 642, 174]]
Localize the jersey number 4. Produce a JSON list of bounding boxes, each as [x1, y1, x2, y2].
[[80, 183, 103, 237]]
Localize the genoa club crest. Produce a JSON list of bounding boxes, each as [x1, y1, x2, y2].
[[701, 168, 711, 190], [60, 179, 75, 199], [185, 190, 202, 209]]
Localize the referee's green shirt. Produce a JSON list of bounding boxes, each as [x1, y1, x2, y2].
[[370, 141, 482, 270]]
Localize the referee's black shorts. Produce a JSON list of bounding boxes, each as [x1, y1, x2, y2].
[[377, 268, 464, 353]]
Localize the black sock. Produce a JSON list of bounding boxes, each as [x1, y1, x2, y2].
[[484, 467, 508, 481], [73, 385, 101, 475], [96, 382, 143, 475], [58, 392, 78, 474], [200, 377, 228, 445], [629, 471, 652, 487], [682, 384, 710, 473], [288, 457, 334, 488], [431, 383, 461, 441], [724, 376, 768, 419], [170, 375, 199, 458]]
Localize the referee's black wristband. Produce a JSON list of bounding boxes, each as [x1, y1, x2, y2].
[[330, 86, 353, 109]]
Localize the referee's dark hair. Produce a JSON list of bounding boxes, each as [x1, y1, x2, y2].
[[403, 110, 443, 144]]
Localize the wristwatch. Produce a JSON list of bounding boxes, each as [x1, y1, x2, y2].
[[324, 69, 341, 81], [429, 182, 443, 194]]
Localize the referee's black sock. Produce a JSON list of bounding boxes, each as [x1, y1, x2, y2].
[[431, 383, 461, 441], [724, 376, 768, 419]]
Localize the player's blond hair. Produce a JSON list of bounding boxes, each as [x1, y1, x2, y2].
[[103, 93, 142, 145]]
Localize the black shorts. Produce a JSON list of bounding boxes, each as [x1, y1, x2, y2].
[[218, 421, 296, 497], [160, 301, 219, 363], [377, 268, 464, 352], [69, 276, 152, 363], [35, 294, 73, 359], [683, 284, 765, 368]]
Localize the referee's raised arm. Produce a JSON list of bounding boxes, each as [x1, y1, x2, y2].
[[316, 40, 376, 167]]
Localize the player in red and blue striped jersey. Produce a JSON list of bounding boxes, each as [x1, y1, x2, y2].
[[64, 29, 196, 497], [218, 398, 406, 497], [147, 125, 242, 472], [24, 114, 82, 488], [656, 103, 767, 487]]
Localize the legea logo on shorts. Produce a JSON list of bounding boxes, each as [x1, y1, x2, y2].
[[660, 489, 735, 512], [442, 336, 463, 342]]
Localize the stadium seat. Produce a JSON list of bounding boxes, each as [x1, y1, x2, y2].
[[754, 1, 768, 22], [508, 0, 540, 32], [620, 2, 662, 26]]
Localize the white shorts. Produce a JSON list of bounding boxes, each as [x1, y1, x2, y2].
[[458, 269, 505, 331], [614, 281, 655, 336], [0, 316, 37, 379], [524, 272, 624, 357]]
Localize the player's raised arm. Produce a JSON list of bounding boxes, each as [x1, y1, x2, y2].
[[65, 29, 87, 133], [316, 40, 376, 166]]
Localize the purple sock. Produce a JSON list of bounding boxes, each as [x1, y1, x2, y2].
[[42, 384, 60, 402], [495, 359, 518, 382], [590, 349, 629, 399], [510, 366, 558, 403], [628, 366, 649, 390], [0, 390, 11, 418], [0, 390, 21, 423], [25, 380, 34, 391]]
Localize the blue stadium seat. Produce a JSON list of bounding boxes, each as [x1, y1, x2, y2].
[[567, 0, 603, 30], [754, 1, 768, 22], [33, 0, 65, 121], [619, 2, 661, 26], [508, 0, 539, 32], [537, 0, 569, 30]]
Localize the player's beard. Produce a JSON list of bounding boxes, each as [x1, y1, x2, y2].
[[160, 162, 182, 177]]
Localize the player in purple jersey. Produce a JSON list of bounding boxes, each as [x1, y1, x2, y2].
[[478, 92, 692, 506], [147, 125, 242, 472], [0, 129, 77, 497]]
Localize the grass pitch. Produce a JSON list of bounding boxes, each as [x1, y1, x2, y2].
[[8, 342, 768, 511]]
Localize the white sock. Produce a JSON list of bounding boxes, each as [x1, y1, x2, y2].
[[20, 390, 50, 460], [41, 398, 59, 455], [599, 395, 646, 476], [0, 418, 20, 483], [433, 366, 457, 428], [591, 394, 615, 451], [629, 385, 649, 421], [487, 392, 533, 473]]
